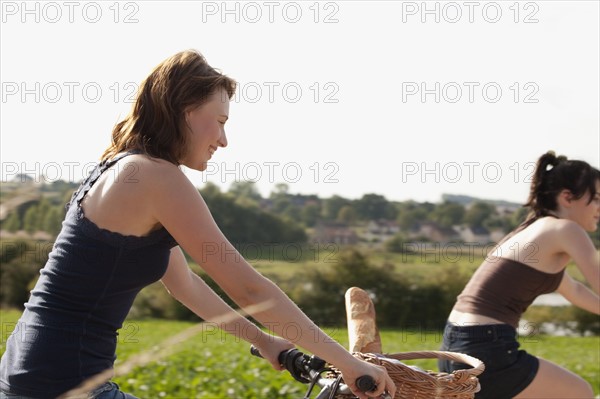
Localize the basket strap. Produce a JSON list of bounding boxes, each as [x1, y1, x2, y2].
[[382, 351, 485, 378]]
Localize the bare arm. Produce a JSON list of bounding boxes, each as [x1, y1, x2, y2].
[[558, 221, 600, 294], [160, 246, 294, 369], [557, 272, 600, 315], [148, 164, 395, 399]]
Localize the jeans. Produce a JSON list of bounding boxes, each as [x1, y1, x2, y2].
[[90, 382, 139, 399], [0, 382, 138, 399]]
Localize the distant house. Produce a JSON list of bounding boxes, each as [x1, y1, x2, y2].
[[312, 222, 359, 245], [456, 225, 492, 244], [364, 219, 400, 243], [285, 194, 319, 208], [259, 195, 320, 211], [489, 229, 506, 244], [409, 222, 460, 243], [496, 203, 522, 216]]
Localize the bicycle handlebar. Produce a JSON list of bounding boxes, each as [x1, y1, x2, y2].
[[250, 345, 377, 396]]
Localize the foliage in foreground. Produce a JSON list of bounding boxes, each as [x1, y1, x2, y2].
[[3, 239, 598, 334], [1, 310, 598, 398]]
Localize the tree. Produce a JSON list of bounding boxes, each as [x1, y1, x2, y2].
[[397, 209, 421, 230], [291, 249, 406, 326], [431, 202, 465, 228], [200, 186, 307, 244], [23, 206, 39, 234], [464, 202, 496, 228], [199, 182, 222, 198], [302, 203, 321, 227], [322, 195, 351, 220], [396, 201, 436, 229], [0, 239, 49, 308], [385, 233, 414, 253], [510, 206, 529, 229], [36, 197, 51, 223], [43, 207, 63, 236], [3, 212, 21, 232], [229, 181, 262, 203], [355, 194, 396, 221], [282, 204, 302, 224], [272, 197, 292, 214], [337, 205, 357, 224], [271, 183, 289, 197]]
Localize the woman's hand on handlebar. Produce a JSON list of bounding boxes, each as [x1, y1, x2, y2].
[[339, 356, 396, 399], [253, 335, 295, 371]]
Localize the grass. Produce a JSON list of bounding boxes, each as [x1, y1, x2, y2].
[[246, 246, 592, 287], [1, 309, 598, 398]]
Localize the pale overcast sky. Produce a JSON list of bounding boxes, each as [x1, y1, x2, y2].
[[1, 1, 598, 203]]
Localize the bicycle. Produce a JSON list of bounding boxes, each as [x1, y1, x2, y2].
[[250, 345, 389, 399], [250, 287, 484, 399]]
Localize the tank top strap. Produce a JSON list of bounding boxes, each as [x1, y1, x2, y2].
[[66, 150, 142, 210]]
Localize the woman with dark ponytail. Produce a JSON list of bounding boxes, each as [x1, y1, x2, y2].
[[439, 151, 600, 398]]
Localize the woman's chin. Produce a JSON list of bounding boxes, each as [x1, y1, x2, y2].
[[584, 222, 598, 233], [182, 159, 209, 172], [197, 162, 209, 172]]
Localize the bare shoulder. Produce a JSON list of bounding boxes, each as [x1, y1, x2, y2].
[[117, 153, 180, 177], [104, 153, 200, 209], [509, 217, 593, 262], [113, 154, 191, 190], [511, 216, 572, 243], [541, 217, 588, 237], [539, 217, 596, 257], [81, 154, 193, 236]]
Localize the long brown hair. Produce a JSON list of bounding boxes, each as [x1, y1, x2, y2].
[[101, 50, 236, 164]]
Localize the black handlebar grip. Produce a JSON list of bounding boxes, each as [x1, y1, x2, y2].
[[250, 345, 262, 358], [250, 345, 289, 366], [250, 346, 310, 384], [355, 375, 377, 392]]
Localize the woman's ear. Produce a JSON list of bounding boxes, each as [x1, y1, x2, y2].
[[557, 189, 574, 207], [182, 109, 193, 132]]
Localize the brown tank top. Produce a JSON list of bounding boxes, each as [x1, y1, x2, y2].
[[453, 257, 565, 328]]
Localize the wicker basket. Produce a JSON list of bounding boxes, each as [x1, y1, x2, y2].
[[335, 350, 484, 399]]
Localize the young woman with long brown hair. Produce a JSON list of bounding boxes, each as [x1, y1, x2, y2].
[[0, 50, 395, 399]]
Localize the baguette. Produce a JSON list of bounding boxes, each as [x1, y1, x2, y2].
[[345, 287, 382, 353]]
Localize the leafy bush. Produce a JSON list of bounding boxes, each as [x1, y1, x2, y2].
[[0, 239, 49, 308], [289, 249, 460, 329]]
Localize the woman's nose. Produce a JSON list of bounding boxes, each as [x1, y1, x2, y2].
[[219, 131, 228, 148]]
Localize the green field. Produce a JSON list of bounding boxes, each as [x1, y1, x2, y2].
[[246, 247, 590, 284], [1, 309, 598, 398]]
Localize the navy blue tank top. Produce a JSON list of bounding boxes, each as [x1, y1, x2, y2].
[[0, 152, 178, 398]]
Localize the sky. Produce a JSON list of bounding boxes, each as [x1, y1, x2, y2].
[[1, 0, 599, 204]]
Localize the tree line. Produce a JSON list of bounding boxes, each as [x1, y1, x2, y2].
[[3, 180, 599, 247], [215, 181, 529, 232]]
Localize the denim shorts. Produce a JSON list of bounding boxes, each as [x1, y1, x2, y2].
[[438, 322, 539, 399], [0, 382, 138, 399]]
